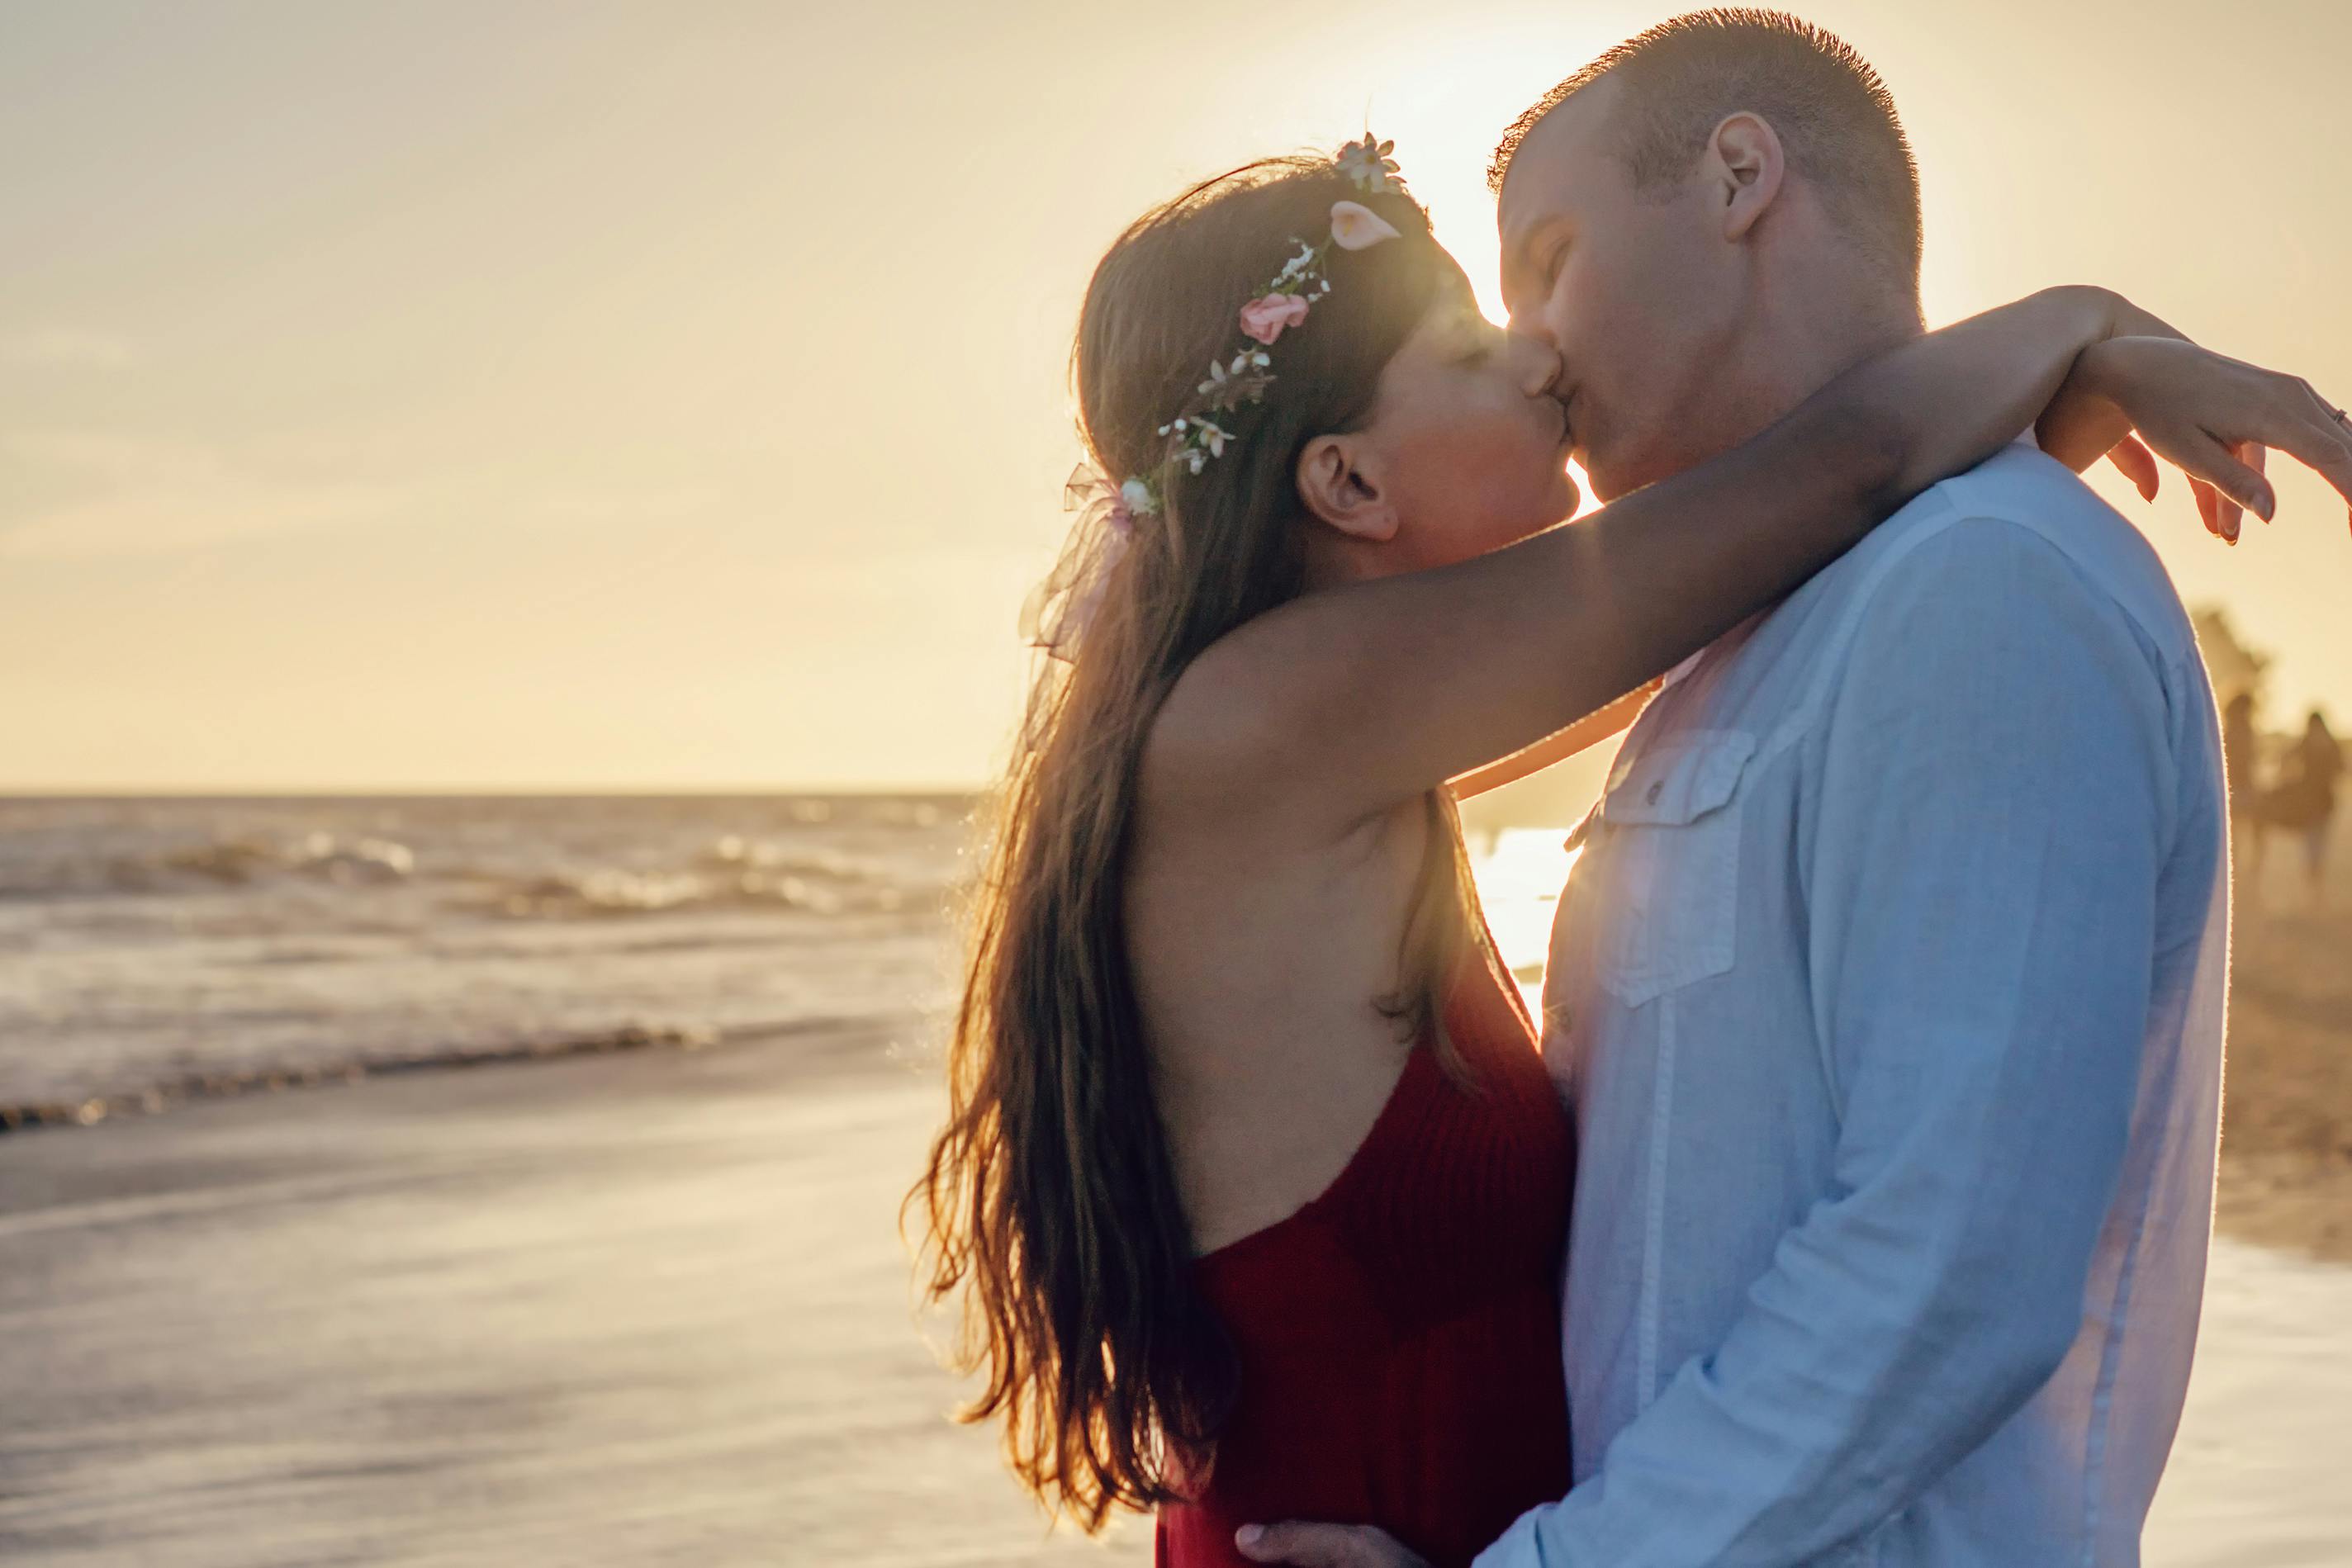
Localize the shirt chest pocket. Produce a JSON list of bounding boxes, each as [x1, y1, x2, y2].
[[1592, 729, 1755, 1008]]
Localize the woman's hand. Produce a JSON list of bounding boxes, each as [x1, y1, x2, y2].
[[2067, 336, 2352, 542], [2034, 293, 2185, 503], [2029, 292, 2351, 542]]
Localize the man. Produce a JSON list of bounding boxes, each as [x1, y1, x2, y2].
[[1242, 12, 2232, 1565]]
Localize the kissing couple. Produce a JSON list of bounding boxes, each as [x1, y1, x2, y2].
[[914, 11, 2352, 1567]]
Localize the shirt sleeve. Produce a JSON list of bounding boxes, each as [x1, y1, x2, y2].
[[1476, 514, 2176, 1568]]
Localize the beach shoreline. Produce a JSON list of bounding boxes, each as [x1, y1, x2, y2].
[[5, 987, 2341, 1260], [12, 848, 2344, 1262]]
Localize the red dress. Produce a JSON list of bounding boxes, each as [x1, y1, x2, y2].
[[1155, 919, 1575, 1567]]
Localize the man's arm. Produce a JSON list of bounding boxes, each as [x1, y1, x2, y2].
[[1467, 514, 2176, 1567]]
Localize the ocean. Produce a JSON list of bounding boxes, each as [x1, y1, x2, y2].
[[0, 795, 1589, 1126], [0, 794, 973, 1118]]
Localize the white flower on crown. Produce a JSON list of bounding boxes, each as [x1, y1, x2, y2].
[[1119, 477, 1158, 519], [1337, 135, 1405, 196]]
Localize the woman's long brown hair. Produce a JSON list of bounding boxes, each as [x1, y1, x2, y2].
[[907, 156, 1477, 1532]]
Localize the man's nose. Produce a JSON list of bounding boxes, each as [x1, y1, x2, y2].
[[1506, 299, 1562, 351], [1507, 329, 1564, 398]]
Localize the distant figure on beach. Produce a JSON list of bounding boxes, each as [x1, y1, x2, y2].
[[2265, 709, 2343, 905], [913, 11, 2352, 1568]]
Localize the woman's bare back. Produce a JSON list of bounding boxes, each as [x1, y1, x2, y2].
[[1124, 788, 1440, 1254]]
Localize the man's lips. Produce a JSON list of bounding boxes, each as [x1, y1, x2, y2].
[[1555, 385, 1591, 453], [1547, 389, 1575, 448]]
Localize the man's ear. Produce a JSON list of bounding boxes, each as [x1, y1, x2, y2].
[[1295, 433, 1399, 543], [1707, 111, 1785, 243]]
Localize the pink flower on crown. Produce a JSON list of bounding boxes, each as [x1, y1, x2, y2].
[[1238, 292, 1313, 345]]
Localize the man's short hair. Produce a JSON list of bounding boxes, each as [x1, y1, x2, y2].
[[1491, 8, 1921, 285]]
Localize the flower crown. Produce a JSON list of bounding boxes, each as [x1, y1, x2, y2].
[[1031, 137, 1412, 663], [1109, 135, 1414, 530]]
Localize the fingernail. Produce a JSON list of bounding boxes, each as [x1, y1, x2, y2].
[[2258, 491, 2276, 523], [1237, 1526, 1264, 1548]]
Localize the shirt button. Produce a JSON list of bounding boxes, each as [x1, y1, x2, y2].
[[1645, 780, 1664, 806]]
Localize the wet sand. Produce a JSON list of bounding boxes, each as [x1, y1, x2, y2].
[[0, 1026, 1142, 1567], [2, 1014, 2347, 1566]]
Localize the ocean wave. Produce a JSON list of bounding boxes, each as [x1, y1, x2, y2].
[[0, 825, 947, 916], [448, 846, 918, 921], [694, 833, 870, 882], [0, 1020, 728, 1136], [455, 870, 847, 920], [0, 830, 418, 898]]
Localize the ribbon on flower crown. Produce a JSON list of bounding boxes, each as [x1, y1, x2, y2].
[[1023, 463, 1141, 664]]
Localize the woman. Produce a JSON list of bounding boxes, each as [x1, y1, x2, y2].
[[910, 144, 2352, 1566]]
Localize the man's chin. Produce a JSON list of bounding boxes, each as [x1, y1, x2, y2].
[[1581, 461, 1637, 505], [1582, 443, 1676, 504], [1569, 438, 1630, 505]]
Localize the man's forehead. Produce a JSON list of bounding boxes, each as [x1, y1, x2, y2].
[[1497, 78, 1619, 239]]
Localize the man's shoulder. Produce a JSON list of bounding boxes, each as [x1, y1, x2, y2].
[[1808, 447, 2198, 665]]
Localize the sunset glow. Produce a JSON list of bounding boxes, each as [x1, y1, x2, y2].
[[3, 2, 2346, 792]]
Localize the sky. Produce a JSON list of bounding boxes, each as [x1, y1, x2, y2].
[[3, 0, 2348, 793]]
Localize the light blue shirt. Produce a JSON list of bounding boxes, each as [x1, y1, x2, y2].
[[1480, 447, 2230, 1568]]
